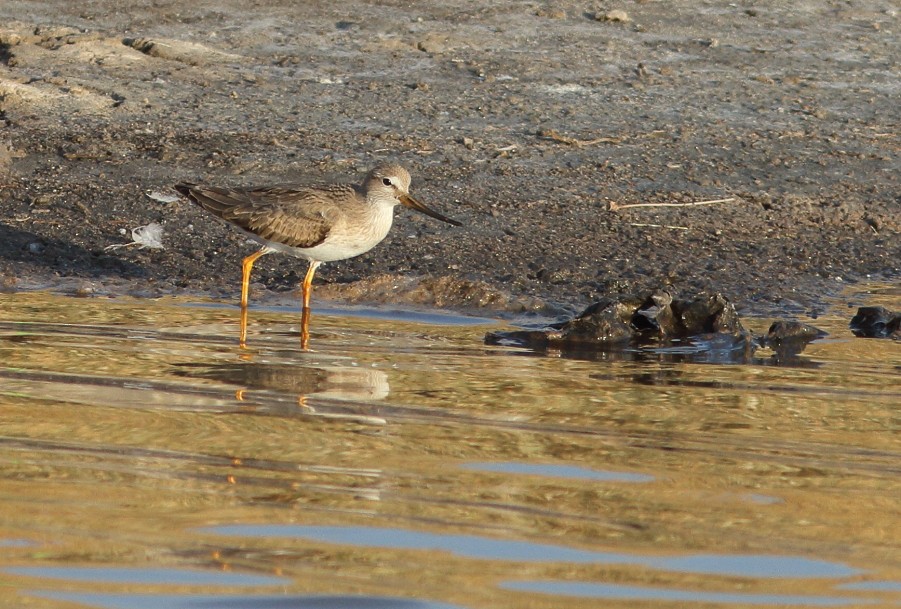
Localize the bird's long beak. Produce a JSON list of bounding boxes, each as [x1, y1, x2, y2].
[[400, 193, 462, 227]]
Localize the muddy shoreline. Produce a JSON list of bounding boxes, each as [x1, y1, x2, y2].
[[1, 1, 898, 319]]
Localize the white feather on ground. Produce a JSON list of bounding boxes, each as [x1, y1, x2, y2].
[[105, 222, 165, 251], [145, 190, 181, 204]]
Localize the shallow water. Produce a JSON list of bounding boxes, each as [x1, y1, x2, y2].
[[0, 289, 899, 609]]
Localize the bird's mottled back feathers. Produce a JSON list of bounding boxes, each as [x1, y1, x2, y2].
[[174, 181, 363, 249]]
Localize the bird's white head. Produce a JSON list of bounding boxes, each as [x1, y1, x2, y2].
[[365, 164, 412, 203], [363, 164, 461, 226]]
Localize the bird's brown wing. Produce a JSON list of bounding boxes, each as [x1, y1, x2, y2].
[[175, 182, 341, 248]]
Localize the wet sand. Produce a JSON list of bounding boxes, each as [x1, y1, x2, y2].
[[0, 1, 898, 317]]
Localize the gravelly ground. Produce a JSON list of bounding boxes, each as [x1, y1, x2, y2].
[[1, 0, 898, 319]]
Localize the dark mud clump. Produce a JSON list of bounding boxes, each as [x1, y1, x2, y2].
[[850, 306, 901, 339], [486, 288, 831, 364], [486, 288, 751, 348]]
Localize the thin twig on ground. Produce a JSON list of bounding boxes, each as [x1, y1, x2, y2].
[[538, 129, 621, 147], [628, 223, 690, 230], [609, 197, 735, 211]]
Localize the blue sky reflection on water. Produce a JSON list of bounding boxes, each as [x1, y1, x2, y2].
[[6, 566, 287, 587], [461, 461, 655, 482], [206, 524, 858, 579], [501, 580, 870, 606], [32, 592, 466, 609]]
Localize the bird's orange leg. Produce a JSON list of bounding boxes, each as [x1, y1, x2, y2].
[[299, 261, 321, 349], [239, 305, 250, 347], [301, 260, 321, 310], [300, 306, 312, 350], [241, 249, 268, 308], [239, 249, 268, 346]]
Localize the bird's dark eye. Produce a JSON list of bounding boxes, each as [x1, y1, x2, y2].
[[382, 177, 392, 186]]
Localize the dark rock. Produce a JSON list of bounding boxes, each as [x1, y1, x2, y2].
[[759, 320, 828, 361], [676, 292, 746, 337], [486, 289, 752, 355], [850, 306, 901, 339], [630, 288, 675, 335], [764, 320, 827, 344]]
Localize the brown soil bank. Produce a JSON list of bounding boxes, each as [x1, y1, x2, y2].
[[0, 1, 898, 318]]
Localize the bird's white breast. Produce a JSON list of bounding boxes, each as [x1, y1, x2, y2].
[[265, 203, 395, 263]]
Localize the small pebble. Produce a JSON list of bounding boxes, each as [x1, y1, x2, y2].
[[597, 9, 631, 23]]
